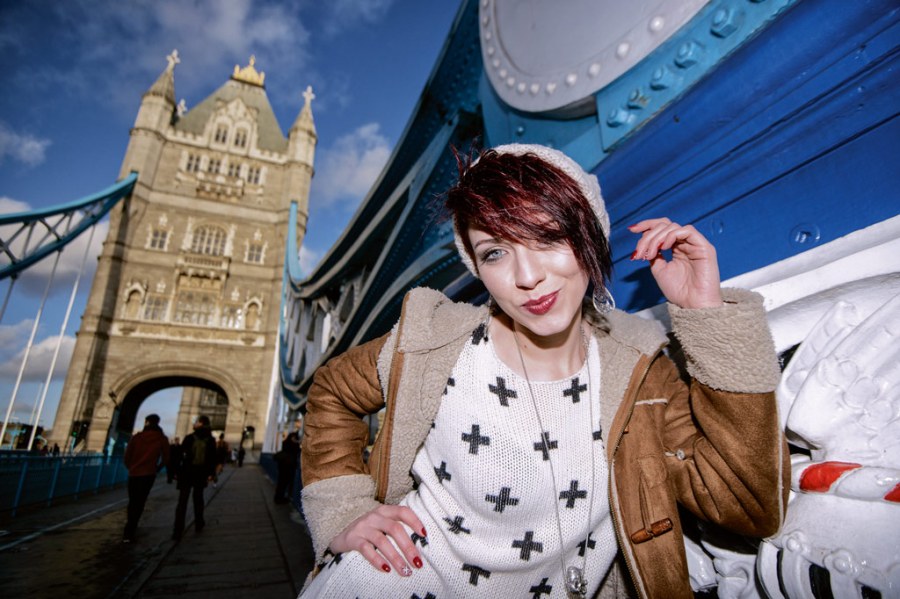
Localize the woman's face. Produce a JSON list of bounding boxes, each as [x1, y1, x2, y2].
[[468, 227, 589, 338]]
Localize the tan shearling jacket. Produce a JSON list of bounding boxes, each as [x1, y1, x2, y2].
[[301, 287, 788, 598]]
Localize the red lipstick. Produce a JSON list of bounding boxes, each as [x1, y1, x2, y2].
[[522, 291, 558, 315]]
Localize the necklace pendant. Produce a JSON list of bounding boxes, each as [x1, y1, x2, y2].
[[565, 565, 587, 597]]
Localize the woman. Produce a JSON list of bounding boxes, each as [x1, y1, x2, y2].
[[300, 144, 787, 598]]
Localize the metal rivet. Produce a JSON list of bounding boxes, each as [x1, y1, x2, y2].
[[546, 82, 557, 94], [486, 46, 495, 56], [517, 82, 526, 93], [530, 83, 540, 95], [627, 88, 647, 109], [588, 62, 602, 77], [607, 107, 630, 128], [711, 8, 740, 38], [515, 125, 525, 136], [790, 223, 821, 246], [674, 41, 702, 68], [498, 68, 507, 78], [650, 66, 674, 90], [649, 16, 665, 32], [506, 76, 515, 88], [492, 58, 500, 69], [616, 42, 630, 59], [565, 73, 577, 87], [485, 30, 492, 41]]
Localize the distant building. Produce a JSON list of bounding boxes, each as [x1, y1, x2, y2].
[[50, 52, 316, 453]]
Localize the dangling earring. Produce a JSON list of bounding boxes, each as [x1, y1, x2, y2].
[[592, 284, 615, 315]]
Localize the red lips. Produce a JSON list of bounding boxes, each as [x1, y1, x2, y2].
[[522, 291, 558, 315]]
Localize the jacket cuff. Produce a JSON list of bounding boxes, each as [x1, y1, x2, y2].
[[301, 474, 381, 558], [668, 288, 780, 393]]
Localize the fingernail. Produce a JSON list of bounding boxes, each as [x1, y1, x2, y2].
[[381, 564, 391, 573], [627, 223, 638, 229], [630, 250, 638, 261], [421, 527, 428, 536], [413, 556, 423, 569], [401, 566, 412, 576]]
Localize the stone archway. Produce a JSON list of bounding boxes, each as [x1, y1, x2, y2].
[[90, 362, 246, 454]]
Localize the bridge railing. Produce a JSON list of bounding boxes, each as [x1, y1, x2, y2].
[[0, 452, 128, 517]]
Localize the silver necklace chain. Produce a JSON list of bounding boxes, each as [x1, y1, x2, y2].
[[513, 323, 596, 599]]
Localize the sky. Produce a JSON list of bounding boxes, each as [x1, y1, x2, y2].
[[0, 0, 462, 442]]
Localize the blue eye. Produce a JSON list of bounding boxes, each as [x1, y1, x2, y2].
[[478, 248, 504, 264]]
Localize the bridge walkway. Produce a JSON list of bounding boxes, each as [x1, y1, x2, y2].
[[0, 463, 314, 598]]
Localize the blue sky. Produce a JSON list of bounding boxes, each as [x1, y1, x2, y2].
[[0, 0, 461, 440]]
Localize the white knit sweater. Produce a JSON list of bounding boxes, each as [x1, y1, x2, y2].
[[302, 323, 618, 598]]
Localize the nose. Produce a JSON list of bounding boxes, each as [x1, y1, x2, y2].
[[514, 247, 546, 289]]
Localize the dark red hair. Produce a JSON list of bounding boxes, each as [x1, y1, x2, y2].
[[445, 147, 612, 286]]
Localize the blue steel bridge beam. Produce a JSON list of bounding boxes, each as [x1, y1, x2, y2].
[[0, 172, 138, 281]]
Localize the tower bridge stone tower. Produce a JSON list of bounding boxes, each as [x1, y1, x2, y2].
[[50, 52, 316, 452]]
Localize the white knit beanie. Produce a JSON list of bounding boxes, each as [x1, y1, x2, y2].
[[453, 143, 609, 278]]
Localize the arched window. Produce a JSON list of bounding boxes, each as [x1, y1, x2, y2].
[[191, 225, 227, 256], [234, 128, 248, 148], [214, 125, 229, 144]]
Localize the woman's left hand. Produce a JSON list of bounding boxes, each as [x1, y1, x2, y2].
[[628, 218, 723, 309]]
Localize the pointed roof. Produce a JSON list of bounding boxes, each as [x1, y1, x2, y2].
[[174, 61, 288, 153], [291, 85, 317, 136], [145, 50, 179, 104]]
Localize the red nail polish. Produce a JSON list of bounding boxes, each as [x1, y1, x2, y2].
[[421, 527, 427, 536], [381, 564, 391, 573], [413, 556, 423, 569], [630, 250, 638, 261]]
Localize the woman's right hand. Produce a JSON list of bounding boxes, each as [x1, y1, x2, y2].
[[329, 504, 427, 576]]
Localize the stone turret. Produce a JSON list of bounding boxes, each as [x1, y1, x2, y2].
[[285, 86, 317, 226], [121, 50, 179, 180]]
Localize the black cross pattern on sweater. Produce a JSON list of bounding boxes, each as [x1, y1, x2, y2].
[[560, 479, 587, 508], [488, 376, 518, 407], [530, 577, 553, 598], [533, 431, 558, 460], [443, 376, 456, 396], [485, 486, 520, 513], [411, 532, 429, 547], [471, 323, 489, 345], [512, 530, 544, 561], [462, 563, 491, 586], [577, 532, 596, 557], [444, 515, 471, 535], [461, 424, 490, 454], [411, 593, 436, 599], [563, 377, 588, 404], [593, 428, 602, 441], [327, 552, 343, 568], [434, 461, 452, 484]]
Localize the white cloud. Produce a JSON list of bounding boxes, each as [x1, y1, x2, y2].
[[312, 122, 391, 207], [0, 196, 31, 214], [0, 121, 51, 166], [0, 329, 75, 383], [7, 1, 311, 119], [322, 0, 396, 36], [298, 244, 322, 277]]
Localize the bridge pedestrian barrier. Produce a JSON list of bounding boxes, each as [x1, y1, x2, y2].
[[0, 452, 128, 517]]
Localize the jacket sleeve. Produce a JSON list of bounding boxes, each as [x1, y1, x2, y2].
[[300, 333, 390, 557], [655, 288, 788, 537]]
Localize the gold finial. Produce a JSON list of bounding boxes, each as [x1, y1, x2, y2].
[[232, 55, 266, 87]]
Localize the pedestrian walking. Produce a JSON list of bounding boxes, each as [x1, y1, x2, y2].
[[123, 414, 170, 543], [274, 422, 301, 504], [172, 415, 217, 541], [237, 445, 246, 467], [215, 433, 230, 479]]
